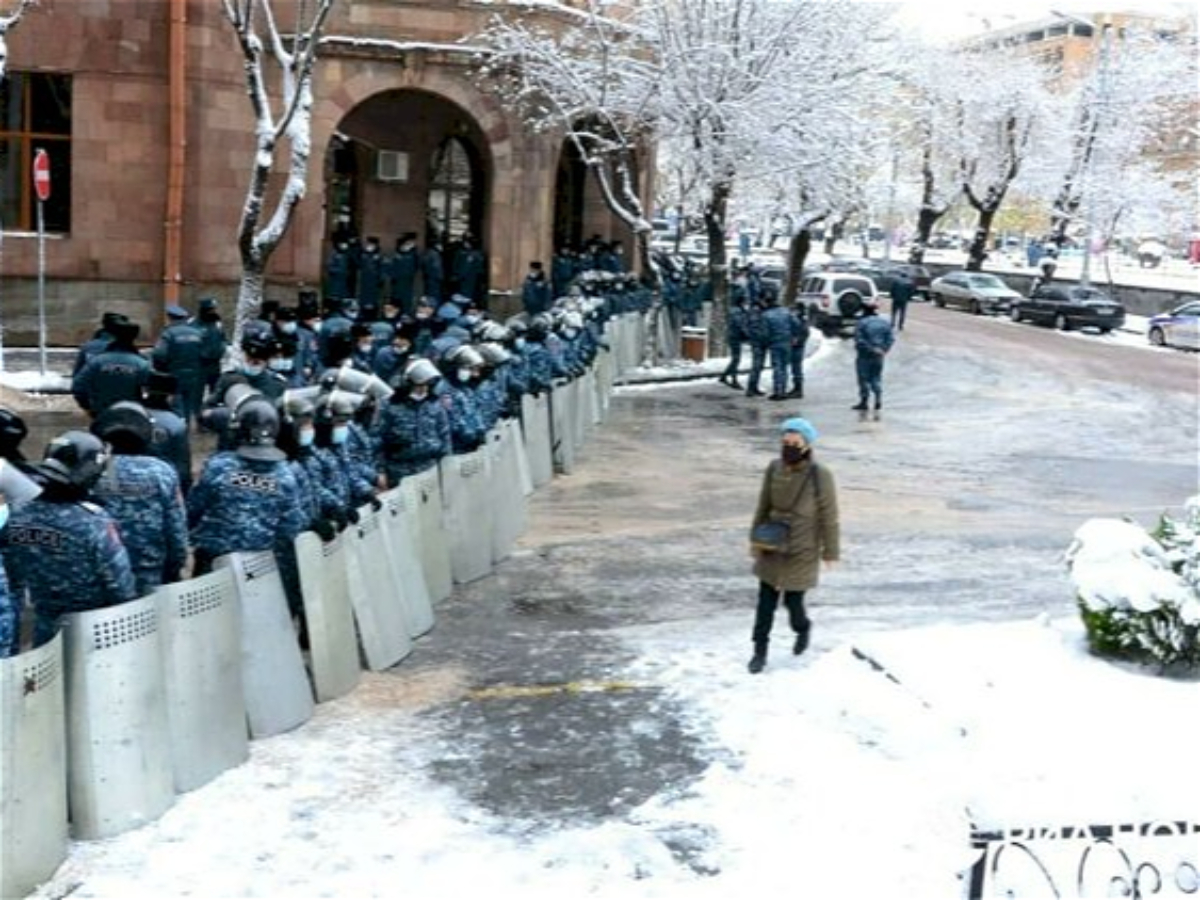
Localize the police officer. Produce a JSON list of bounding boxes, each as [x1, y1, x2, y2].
[[438, 344, 488, 454], [324, 239, 352, 305], [422, 237, 445, 303], [375, 358, 451, 487], [72, 318, 150, 416], [152, 304, 207, 424], [90, 402, 188, 597], [387, 233, 421, 317], [187, 392, 307, 580], [73, 311, 127, 378], [2, 432, 137, 648], [0, 459, 41, 657], [787, 303, 811, 399], [357, 236, 385, 322], [452, 234, 487, 306], [315, 391, 377, 510], [0, 408, 32, 469], [742, 295, 770, 399], [719, 294, 749, 390], [522, 261, 551, 316], [852, 297, 895, 415], [193, 297, 228, 398], [205, 331, 288, 416], [761, 292, 794, 401], [142, 371, 194, 495]]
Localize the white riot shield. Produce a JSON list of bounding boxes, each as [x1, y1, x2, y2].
[[594, 349, 613, 420], [507, 417, 534, 498], [407, 468, 453, 604], [0, 636, 67, 899], [440, 449, 494, 584], [62, 596, 175, 840], [155, 570, 248, 793], [487, 426, 527, 565], [216, 551, 314, 739], [295, 532, 361, 701], [343, 507, 416, 668], [521, 393, 553, 489], [582, 368, 600, 428], [380, 487, 435, 638], [550, 383, 576, 475], [568, 377, 587, 447]]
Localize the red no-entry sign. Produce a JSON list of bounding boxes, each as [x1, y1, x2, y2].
[[32, 149, 50, 202]]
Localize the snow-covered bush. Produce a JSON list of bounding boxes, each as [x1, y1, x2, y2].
[[1065, 497, 1200, 672]]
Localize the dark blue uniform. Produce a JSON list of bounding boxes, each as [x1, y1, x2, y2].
[[375, 395, 451, 485], [152, 321, 207, 422], [72, 346, 150, 415]]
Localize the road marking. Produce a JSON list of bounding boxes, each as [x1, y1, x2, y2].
[[466, 680, 644, 700]]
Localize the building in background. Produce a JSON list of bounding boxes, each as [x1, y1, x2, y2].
[[0, 0, 646, 345]]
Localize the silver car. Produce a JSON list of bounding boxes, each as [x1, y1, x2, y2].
[[929, 271, 1021, 315]]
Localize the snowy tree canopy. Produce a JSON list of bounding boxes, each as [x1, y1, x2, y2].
[[0, 0, 37, 83]]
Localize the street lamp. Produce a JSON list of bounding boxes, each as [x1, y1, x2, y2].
[[1050, 10, 1113, 288]]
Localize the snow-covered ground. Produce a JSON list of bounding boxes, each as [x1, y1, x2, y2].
[[31, 612, 1198, 899]]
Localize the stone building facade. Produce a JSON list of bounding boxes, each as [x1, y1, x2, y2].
[[1, 0, 642, 345]]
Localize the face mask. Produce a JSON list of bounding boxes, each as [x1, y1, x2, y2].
[[0, 503, 9, 532], [331, 425, 350, 445], [244, 363, 265, 377], [279, 321, 297, 335], [781, 445, 809, 465], [515, 338, 526, 350], [358, 342, 374, 354], [410, 387, 429, 401], [269, 357, 293, 372], [416, 311, 431, 320], [298, 428, 315, 447], [457, 368, 473, 383]]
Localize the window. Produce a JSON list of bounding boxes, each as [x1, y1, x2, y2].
[[0, 72, 71, 233], [427, 136, 474, 244]]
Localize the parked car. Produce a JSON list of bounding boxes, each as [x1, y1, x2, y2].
[[876, 262, 932, 300], [929, 271, 1020, 315], [1009, 284, 1126, 332], [798, 272, 880, 336], [1147, 300, 1200, 350]]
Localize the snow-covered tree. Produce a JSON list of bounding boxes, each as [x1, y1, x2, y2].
[[0, 0, 36, 83], [222, 0, 336, 348], [952, 49, 1054, 271], [1044, 20, 1196, 255], [476, 4, 666, 365]]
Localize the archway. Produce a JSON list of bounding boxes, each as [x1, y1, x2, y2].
[[322, 89, 491, 292]]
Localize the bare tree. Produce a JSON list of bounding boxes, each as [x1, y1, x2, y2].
[[222, 0, 336, 348]]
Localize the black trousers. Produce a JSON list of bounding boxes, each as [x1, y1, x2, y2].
[[751, 581, 809, 651]]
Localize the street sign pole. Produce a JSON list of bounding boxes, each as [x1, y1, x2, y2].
[[36, 197, 46, 377], [33, 148, 50, 377]]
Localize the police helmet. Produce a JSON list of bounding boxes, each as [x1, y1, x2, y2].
[[505, 317, 529, 338], [443, 344, 484, 370], [280, 386, 322, 421], [0, 408, 29, 458], [404, 358, 441, 387], [477, 342, 511, 367], [318, 389, 365, 421], [477, 321, 510, 343], [233, 397, 285, 462], [40, 431, 111, 491], [91, 400, 154, 453]]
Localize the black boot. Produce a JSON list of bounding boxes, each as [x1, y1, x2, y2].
[[851, 401, 867, 411], [793, 629, 810, 656], [787, 385, 804, 399], [768, 393, 787, 401], [748, 648, 767, 674], [746, 387, 765, 397]]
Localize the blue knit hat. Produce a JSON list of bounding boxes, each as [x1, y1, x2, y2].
[[780, 417, 818, 444]]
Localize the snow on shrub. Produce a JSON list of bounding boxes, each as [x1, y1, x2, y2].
[[1065, 497, 1200, 672]]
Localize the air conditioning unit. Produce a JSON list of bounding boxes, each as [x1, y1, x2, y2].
[[376, 150, 409, 183]]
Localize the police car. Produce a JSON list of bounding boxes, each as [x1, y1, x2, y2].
[[1147, 301, 1200, 351]]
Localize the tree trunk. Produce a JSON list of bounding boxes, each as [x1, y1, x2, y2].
[[823, 221, 841, 256], [965, 210, 997, 272], [635, 226, 663, 368], [782, 229, 811, 307], [704, 180, 731, 356], [233, 262, 266, 350], [910, 206, 947, 265]]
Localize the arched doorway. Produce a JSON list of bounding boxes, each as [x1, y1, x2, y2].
[[322, 89, 490, 277], [553, 139, 587, 252]]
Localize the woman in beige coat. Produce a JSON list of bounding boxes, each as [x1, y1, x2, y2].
[[747, 417, 839, 673]]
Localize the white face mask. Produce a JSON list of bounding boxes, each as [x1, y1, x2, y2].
[[410, 387, 429, 401], [358, 342, 374, 354], [515, 338, 526, 350], [297, 428, 315, 447], [457, 368, 473, 383], [244, 363, 265, 377], [331, 425, 350, 445], [269, 357, 293, 372], [279, 321, 298, 335]]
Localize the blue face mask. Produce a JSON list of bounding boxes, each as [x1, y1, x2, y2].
[[297, 428, 315, 448], [331, 425, 350, 445], [244, 363, 265, 377]]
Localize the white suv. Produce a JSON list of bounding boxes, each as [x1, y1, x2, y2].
[[798, 273, 880, 336]]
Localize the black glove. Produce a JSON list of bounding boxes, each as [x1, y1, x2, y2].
[[314, 518, 337, 542], [370, 496, 383, 512], [332, 510, 349, 532], [346, 507, 361, 526]]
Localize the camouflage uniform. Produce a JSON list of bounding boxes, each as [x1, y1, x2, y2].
[[0, 558, 15, 657], [375, 394, 451, 485], [523, 341, 554, 396], [295, 445, 346, 524], [442, 382, 488, 454], [328, 441, 376, 508], [186, 451, 307, 568], [2, 499, 137, 648], [146, 402, 193, 495], [91, 454, 188, 598]]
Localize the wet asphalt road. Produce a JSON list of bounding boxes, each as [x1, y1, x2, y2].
[[383, 304, 1199, 836]]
